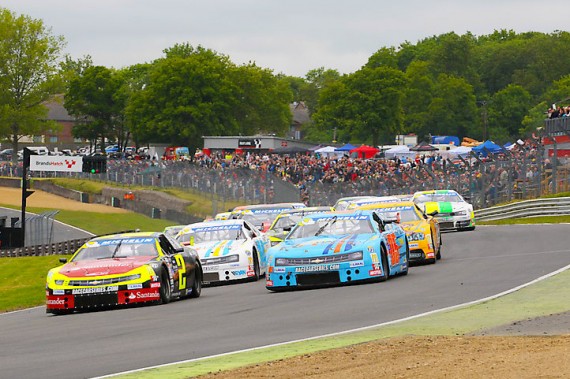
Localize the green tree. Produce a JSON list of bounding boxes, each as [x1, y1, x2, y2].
[[402, 61, 435, 140], [0, 8, 65, 162], [64, 66, 125, 152], [488, 84, 532, 141], [313, 66, 407, 146], [427, 74, 479, 139]]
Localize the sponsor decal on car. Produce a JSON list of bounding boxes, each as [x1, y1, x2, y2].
[[72, 286, 119, 294], [349, 261, 364, 267], [369, 269, 382, 276], [52, 289, 65, 295], [203, 265, 219, 272], [47, 298, 66, 305], [273, 267, 286, 273], [127, 284, 143, 290], [266, 280, 274, 286], [246, 270, 255, 277], [232, 270, 246, 276], [150, 282, 161, 288], [295, 264, 340, 273]]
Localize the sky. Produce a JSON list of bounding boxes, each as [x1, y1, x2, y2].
[[2, 0, 569, 78]]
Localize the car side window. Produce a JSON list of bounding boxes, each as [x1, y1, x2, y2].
[[159, 235, 176, 255], [372, 213, 384, 232]]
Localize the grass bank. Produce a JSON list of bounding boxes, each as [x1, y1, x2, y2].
[[37, 177, 244, 218]]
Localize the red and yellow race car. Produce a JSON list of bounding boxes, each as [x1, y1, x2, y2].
[[46, 231, 202, 314], [358, 201, 441, 264]]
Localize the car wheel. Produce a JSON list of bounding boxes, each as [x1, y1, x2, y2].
[[189, 262, 202, 298], [159, 267, 172, 304], [379, 245, 389, 282], [251, 250, 261, 281]]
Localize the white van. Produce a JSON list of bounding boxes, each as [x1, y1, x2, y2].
[[27, 146, 50, 155]]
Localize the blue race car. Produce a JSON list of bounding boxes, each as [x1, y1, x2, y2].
[[265, 210, 409, 291]]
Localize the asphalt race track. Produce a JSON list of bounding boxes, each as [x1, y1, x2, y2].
[[2, 224, 570, 379]]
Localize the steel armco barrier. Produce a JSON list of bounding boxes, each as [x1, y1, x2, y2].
[[0, 237, 90, 258], [475, 197, 570, 221]]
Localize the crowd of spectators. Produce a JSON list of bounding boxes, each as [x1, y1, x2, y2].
[[548, 104, 570, 118], [0, 137, 562, 209]]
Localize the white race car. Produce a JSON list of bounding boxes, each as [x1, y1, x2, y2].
[[176, 219, 270, 285], [412, 189, 475, 231]]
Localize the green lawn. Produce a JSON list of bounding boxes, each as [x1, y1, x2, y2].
[[0, 255, 70, 312]]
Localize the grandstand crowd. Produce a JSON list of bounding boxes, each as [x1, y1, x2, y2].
[[0, 136, 557, 209]]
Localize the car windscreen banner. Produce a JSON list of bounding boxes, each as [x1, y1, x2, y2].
[[30, 156, 83, 172]]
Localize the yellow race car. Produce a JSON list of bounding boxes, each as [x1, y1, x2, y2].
[[46, 231, 202, 314], [358, 201, 441, 264]]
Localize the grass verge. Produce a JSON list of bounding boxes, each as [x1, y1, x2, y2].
[[478, 215, 570, 225], [0, 255, 71, 312]]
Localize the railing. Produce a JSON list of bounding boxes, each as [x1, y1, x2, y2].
[[0, 237, 90, 258], [475, 197, 570, 221]]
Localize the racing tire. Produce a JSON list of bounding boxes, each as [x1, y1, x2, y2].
[[159, 267, 172, 304], [188, 263, 202, 298], [251, 250, 261, 282], [379, 245, 389, 282], [50, 309, 73, 316]]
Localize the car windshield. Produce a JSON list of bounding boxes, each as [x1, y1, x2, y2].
[[238, 212, 276, 229], [375, 207, 420, 222], [288, 216, 374, 239], [178, 224, 243, 244], [415, 193, 462, 203], [271, 214, 306, 233], [72, 237, 159, 261]]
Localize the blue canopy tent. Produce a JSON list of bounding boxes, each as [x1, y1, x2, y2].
[[335, 143, 356, 152], [472, 140, 503, 157]]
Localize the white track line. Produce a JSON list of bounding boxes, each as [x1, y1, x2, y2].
[[92, 260, 570, 379]]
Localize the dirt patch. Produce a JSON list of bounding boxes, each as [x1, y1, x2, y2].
[[199, 335, 570, 379], [199, 312, 570, 379], [0, 187, 128, 213]]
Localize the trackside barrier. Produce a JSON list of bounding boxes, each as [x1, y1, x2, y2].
[[0, 237, 90, 258], [474, 197, 570, 221]]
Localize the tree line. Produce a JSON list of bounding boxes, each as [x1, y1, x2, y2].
[[1, 7, 570, 160]]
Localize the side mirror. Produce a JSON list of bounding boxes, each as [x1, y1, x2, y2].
[[428, 210, 438, 217], [59, 257, 68, 263]]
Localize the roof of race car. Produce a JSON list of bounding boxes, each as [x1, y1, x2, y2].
[[181, 219, 246, 232], [413, 189, 459, 196], [91, 231, 160, 241], [275, 206, 333, 216], [298, 209, 376, 221], [358, 200, 417, 210], [232, 202, 306, 212]]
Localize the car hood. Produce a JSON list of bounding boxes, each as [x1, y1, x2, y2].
[[400, 220, 428, 233], [422, 201, 469, 214], [194, 239, 248, 258], [59, 257, 154, 277], [272, 234, 375, 257]]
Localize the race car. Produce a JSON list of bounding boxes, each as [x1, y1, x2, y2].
[[230, 202, 307, 232], [46, 231, 202, 315], [412, 190, 475, 231], [333, 196, 381, 211], [343, 196, 404, 210], [265, 206, 334, 246], [163, 225, 185, 238], [265, 210, 409, 291], [176, 219, 270, 285], [358, 201, 441, 264]]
